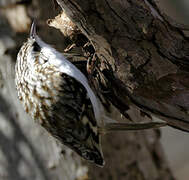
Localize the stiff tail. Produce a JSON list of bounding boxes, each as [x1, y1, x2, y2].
[[99, 121, 167, 134]]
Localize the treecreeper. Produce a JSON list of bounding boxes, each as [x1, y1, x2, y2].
[[15, 21, 167, 166]]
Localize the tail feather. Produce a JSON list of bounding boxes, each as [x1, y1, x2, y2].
[[99, 121, 167, 134]]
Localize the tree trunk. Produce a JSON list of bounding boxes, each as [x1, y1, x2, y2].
[[55, 0, 189, 179], [1, 0, 188, 179]]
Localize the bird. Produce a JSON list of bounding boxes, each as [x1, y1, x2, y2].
[[15, 21, 166, 167]]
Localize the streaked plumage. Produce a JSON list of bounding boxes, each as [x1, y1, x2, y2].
[[15, 22, 166, 167], [15, 22, 104, 166]]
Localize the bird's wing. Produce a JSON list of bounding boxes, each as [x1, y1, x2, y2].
[[46, 73, 104, 166]]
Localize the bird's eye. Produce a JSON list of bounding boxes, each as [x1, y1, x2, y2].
[[33, 42, 41, 52]]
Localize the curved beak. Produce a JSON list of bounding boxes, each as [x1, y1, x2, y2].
[[30, 20, 37, 39]]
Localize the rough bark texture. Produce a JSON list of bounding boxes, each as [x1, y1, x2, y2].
[[55, 0, 189, 179], [1, 0, 189, 179], [56, 0, 189, 127]]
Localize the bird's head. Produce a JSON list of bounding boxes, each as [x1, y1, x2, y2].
[[28, 20, 42, 55], [16, 20, 50, 70]]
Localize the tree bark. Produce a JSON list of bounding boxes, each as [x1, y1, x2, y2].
[[54, 0, 189, 179]]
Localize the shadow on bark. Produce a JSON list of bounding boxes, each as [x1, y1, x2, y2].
[[0, 94, 50, 180]]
